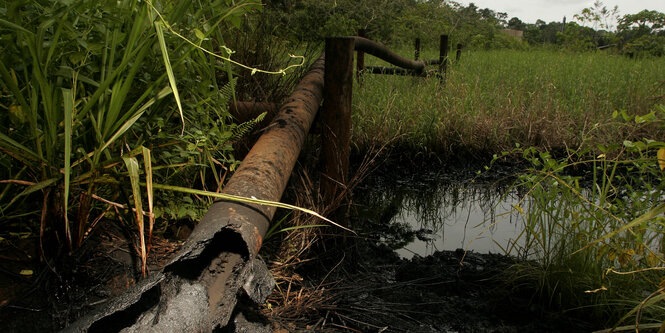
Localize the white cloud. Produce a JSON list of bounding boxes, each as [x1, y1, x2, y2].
[[458, 0, 665, 25]]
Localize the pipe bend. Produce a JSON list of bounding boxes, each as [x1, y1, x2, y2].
[[351, 36, 425, 74]]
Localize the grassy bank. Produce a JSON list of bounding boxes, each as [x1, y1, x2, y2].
[[353, 48, 665, 160]]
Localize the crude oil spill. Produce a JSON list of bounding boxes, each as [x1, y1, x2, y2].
[[353, 166, 526, 259], [391, 185, 525, 259], [329, 165, 597, 332]]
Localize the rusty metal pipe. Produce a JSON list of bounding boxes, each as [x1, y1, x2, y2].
[[352, 36, 426, 75], [191, 53, 326, 258], [63, 54, 326, 332]]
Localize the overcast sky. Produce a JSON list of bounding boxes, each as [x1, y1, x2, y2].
[[456, 0, 665, 27]]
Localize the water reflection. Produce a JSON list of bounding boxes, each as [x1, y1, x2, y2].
[[354, 168, 527, 259]]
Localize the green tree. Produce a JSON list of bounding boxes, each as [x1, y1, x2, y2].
[[618, 10, 665, 57], [618, 9, 665, 33], [557, 22, 595, 51], [523, 21, 565, 45], [508, 17, 525, 30]]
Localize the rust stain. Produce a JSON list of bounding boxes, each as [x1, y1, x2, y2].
[[253, 226, 263, 254], [220, 54, 325, 234]]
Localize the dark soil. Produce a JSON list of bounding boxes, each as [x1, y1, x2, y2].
[[1, 219, 598, 333], [270, 237, 598, 333], [0, 221, 183, 332], [265, 156, 600, 332]]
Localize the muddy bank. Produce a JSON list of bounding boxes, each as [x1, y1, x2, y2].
[[278, 240, 597, 333], [266, 158, 600, 332]]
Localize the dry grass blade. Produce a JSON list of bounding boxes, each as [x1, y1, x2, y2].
[[122, 156, 147, 277], [142, 146, 154, 251], [150, 183, 353, 233]]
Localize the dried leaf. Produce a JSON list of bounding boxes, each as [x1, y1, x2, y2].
[[19, 269, 33, 276], [658, 147, 665, 171]]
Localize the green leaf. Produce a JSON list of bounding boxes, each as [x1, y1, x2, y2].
[[98, 109, 146, 154], [575, 203, 665, 254], [154, 20, 184, 134], [62, 88, 74, 245], [658, 148, 665, 171], [228, 14, 241, 28], [16, 178, 58, 198], [194, 28, 206, 41], [123, 155, 147, 274], [0, 132, 44, 165], [142, 146, 154, 238], [0, 18, 34, 35]]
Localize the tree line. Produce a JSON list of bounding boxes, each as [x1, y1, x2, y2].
[[261, 0, 665, 57]]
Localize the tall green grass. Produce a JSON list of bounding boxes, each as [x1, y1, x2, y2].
[[498, 107, 665, 329], [0, 0, 267, 274], [0, 0, 337, 277], [353, 48, 665, 159]]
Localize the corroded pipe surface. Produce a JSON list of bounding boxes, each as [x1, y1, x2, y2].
[[184, 54, 326, 259]]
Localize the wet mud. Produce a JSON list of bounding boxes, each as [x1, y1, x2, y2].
[[291, 241, 597, 332]]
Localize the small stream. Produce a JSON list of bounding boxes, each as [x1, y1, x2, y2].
[[353, 166, 528, 259]]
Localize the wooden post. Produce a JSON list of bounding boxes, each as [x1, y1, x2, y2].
[[356, 29, 366, 82], [321, 37, 354, 206], [414, 38, 421, 60], [439, 34, 449, 80], [456, 43, 463, 62]]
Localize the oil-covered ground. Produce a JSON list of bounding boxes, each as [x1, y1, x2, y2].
[[283, 240, 597, 332], [0, 162, 599, 332], [0, 222, 184, 332]]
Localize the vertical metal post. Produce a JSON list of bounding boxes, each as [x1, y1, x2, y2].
[[456, 43, 463, 62], [356, 29, 366, 82], [414, 38, 421, 60], [321, 37, 354, 206], [439, 34, 449, 80]]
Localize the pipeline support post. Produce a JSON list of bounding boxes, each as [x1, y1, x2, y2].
[[321, 37, 354, 208], [439, 34, 449, 81], [414, 38, 421, 60], [356, 29, 366, 82]]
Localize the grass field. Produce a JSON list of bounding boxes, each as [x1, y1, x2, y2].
[[352, 48, 665, 159]]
